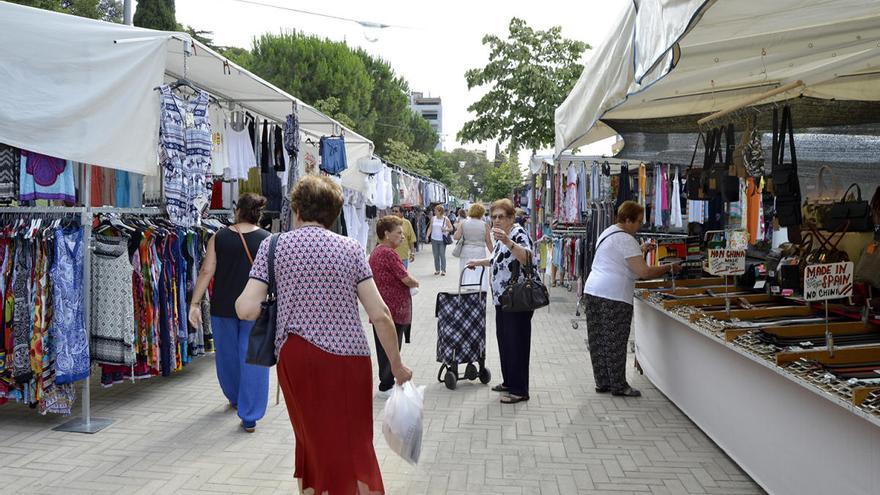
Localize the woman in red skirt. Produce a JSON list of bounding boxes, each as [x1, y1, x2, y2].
[[237, 175, 413, 494]]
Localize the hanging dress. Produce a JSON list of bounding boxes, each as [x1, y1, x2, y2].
[[51, 227, 89, 384]]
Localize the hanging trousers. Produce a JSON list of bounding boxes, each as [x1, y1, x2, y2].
[[211, 316, 270, 424], [495, 306, 533, 397], [431, 240, 447, 272], [584, 294, 634, 391], [372, 324, 409, 392]]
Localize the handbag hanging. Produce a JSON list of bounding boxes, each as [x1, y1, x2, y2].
[[685, 131, 707, 200], [826, 184, 874, 232], [771, 106, 802, 227], [500, 254, 549, 313], [246, 233, 279, 367], [452, 237, 464, 257]]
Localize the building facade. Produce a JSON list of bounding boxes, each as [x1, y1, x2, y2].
[[410, 91, 443, 151]]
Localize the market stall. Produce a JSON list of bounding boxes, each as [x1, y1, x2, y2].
[[0, 1, 390, 433], [554, 2, 880, 493]]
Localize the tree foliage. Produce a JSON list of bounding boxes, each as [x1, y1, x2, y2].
[[9, 0, 122, 22], [383, 139, 430, 177], [246, 32, 374, 139], [133, 0, 176, 31], [458, 17, 588, 152]]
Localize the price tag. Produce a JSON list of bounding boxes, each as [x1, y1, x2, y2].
[[803, 262, 855, 301], [707, 249, 746, 276], [754, 280, 766, 290], [185, 111, 195, 128]]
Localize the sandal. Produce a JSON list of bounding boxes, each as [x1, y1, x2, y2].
[[500, 394, 529, 404], [491, 384, 509, 393]]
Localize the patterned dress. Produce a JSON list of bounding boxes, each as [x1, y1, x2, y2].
[[51, 227, 89, 385], [158, 86, 212, 227]]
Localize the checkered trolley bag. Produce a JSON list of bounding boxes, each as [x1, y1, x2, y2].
[[435, 268, 491, 390]]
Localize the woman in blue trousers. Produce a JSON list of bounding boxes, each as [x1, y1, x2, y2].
[[189, 193, 270, 432]]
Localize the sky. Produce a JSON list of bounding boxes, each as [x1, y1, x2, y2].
[[171, 0, 627, 161]]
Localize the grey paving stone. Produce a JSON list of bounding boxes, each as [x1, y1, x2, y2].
[[0, 248, 763, 494]]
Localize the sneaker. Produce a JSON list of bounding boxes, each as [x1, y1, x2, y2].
[[375, 389, 391, 399], [241, 420, 256, 433], [611, 386, 642, 397]]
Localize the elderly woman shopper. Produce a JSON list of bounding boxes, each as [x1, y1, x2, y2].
[[454, 203, 492, 289], [466, 199, 534, 404], [236, 176, 413, 495], [584, 201, 681, 397], [188, 193, 270, 433], [426, 204, 453, 276], [369, 215, 420, 397]]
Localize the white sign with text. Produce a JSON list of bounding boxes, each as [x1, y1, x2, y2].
[[707, 249, 746, 276], [803, 262, 854, 301]]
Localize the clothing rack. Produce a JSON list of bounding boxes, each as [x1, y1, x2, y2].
[[0, 174, 166, 433]]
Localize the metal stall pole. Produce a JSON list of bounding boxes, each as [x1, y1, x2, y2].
[[54, 163, 112, 434]]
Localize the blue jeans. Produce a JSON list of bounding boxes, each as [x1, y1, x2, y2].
[[402, 259, 409, 269], [211, 316, 270, 424], [431, 240, 447, 272]]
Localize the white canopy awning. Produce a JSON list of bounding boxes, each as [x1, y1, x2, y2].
[[555, 0, 880, 155], [0, 1, 373, 186]]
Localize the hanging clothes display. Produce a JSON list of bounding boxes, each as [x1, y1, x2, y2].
[[638, 164, 647, 207], [158, 85, 212, 228], [90, 233, 136, 366], [670, 166, 683, 228], [0, 143, 20, 201], [209, 104, 229, 176], [19, 151, 76, 203], [319, 136, 347, 175], [225, 122, 257, 181], [51, 227, 89, 385], [280, 112, 300, 232], [615, 163, 632, 210]]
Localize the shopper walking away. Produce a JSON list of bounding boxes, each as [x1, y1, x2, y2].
[[236, 176, 412, 495], [391, 206, 417, 268], [426, 204, 453, 276], [189, 193, 270, 433], [466, 198, 534, 404], [584, 201, 681, 397], [454, 203, 492, 290], [370, 215, 419, 398]]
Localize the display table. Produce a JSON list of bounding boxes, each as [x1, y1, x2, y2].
[[634, 297, 880, 495]]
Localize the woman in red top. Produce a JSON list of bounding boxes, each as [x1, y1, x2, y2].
[[369, 215, 420, 397]]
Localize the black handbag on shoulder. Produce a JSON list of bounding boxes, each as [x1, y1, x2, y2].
[[246, 233, 279, 367], [826, 184, 874, 232], [500, 255, 549, 313]]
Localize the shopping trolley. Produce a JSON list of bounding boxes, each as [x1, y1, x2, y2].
[[435, 267, 491, 390]]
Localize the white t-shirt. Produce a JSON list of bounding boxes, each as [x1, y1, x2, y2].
[[584, 225, 643, 305]]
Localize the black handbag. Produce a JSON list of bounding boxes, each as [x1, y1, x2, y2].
[[771, 106, 803, 227], [500, 255, 549, 313], [709, 125, 740, 202], [246, 233, 279, 367], [685, 132, 707, 200], [826, 184, 874, 232]]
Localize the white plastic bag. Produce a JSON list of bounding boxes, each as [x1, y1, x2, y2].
[[382, 381, 425, 464]]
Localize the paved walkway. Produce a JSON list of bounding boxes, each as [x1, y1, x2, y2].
[[0, 246, 762, 495]]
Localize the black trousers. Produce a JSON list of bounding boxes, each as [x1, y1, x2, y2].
[[372, 324, 408, 392], [495, 306, 533, 397], [584, 294, 634, 391]]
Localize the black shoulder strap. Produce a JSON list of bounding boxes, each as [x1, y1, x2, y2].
[[267, 234, 279, 297], [595, 229, 631, 253]]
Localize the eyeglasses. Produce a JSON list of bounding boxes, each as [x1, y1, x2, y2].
[[491, 214, 509, 220]]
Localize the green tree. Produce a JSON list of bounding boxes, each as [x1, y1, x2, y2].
[[458, 17, 588, 155], [245, 32, 374, 138], [313, 96, 357, 131], [9, 0, 122, 22], [482, 161, 521, 201], [409, 111, 439, 154], [383, 139, 430, 177], [133, 0, 176, 31]]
